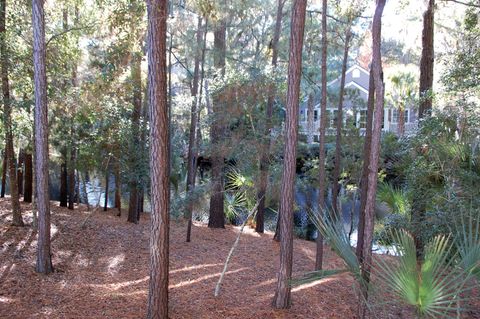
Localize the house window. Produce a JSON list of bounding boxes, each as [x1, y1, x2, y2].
[[346, 111, 356, 128], [300, 109, 306, 122], [331, 110, 340, 128], [391, 109, 409, 124], [314, 110, 318, 122], [359, 110, 367, 129]]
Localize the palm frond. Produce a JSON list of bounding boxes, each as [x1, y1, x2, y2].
[[375, 230, 472, 318]]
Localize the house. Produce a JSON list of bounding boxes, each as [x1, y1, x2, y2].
[[299, 64, 417, 141]]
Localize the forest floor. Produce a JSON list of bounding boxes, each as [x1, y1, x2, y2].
[[0, 197, 479, 319]]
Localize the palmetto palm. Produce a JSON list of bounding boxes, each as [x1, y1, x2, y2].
[[375, 230, 473, 318]]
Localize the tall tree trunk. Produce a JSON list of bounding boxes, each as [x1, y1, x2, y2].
[[1, 0, 22, 226], [259, 0, 285, 235], [398, 105, 405, 136], [418, 0, 434, 119], [414, 0, 435, 257], [315, 0, 328, 271], [33, 0, 53, 273], [272, 0, 307, 309], [23, 152, 33, 203], [358, 1, 386, 317], [114, 158, 121, 216], [17, 148, 24, 195], [208, 4, 227, 229], [331, 28, 352, 217], [127, 50, 142, 224], [355, 70, 375, 263], [104, 166, 109, 211], [68, 5, 79, 211], [306, 93, 314, 144], [186, 17, 208, 242], [1, 148, 6, 197], [59, 162, 68, 207], [146, 0, 169, 317]]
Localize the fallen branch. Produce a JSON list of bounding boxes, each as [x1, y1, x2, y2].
[[214, 197, 263, 297]]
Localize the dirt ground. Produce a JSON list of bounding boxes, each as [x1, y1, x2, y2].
[[0, 198, 478, 318]]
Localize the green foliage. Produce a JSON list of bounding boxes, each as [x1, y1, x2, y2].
[[376, 182, 410, 216], [376, 230, 473, 318]]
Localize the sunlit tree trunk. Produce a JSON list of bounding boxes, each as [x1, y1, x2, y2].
[[272, 0, 307, 309], [33, 0, 53, 274], [331, 27, 352, 217], [418, 0, 434, 119], [1, 0, 23, 226], [356, 70, 374, 263], [208, 2, 227, 229], [263, 0, 285, 237], [145, 0, 169, 317], [316, 0, 328, 271], [358, 1, 386, 317]]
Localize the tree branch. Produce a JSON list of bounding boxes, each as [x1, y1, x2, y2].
[[441, 0, 480, 8], [46, 25, 92, 47]]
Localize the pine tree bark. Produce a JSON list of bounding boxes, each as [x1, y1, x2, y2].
[[127, 50, 142, 224], [68, 5, 79, 211], [1, 148, 6, 197], [23, 152, 32, 203], [356, 70, 374, 263], [418, 0, 434, 119], [17, 149, 24, 195], [114, 158, 121, 216], [104, 167, 109, 211], [208, 4, 227, 229], [33, 0, 53, 274], [146, 0, 169, 317], [358, 1, 386, 317], [259, 0, 285, 235], [331, 28, 352, 217], [1, 0, 23, 226], [185, 16, 203, 241], [306, 93, 314, 144], [272, 0, 307, 309], [59, 162, 68, 207], [315, 0, 328, 271]]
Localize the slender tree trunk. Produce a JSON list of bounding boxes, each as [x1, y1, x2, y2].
[[114, 158, 121, 216], [418, 0, 434, 119], [33, 0, 52, 273], [272, 0, 307, 309], [315, 0, 328, 271], [208, 4, 227, 229], [358, 1, 386, 317], [76, 169, 80, 205], [259, 0, 285, 235], [331, 28, 352, 217], [185, 16, 203, 240], [398, 105, 405, 136], [104, 167, 109, 211], [1, 0, 22, 226], [306, 93, 314, 144], [68, 5, 79, 211], [17, 148, 24, 195], [127, 49, 142, 224], [1, 148, 6, 197], [356, 70, 375, 263], [146, 0, 169, 317], [59, 162, 68, 207], [23, 152, 32, 203]]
